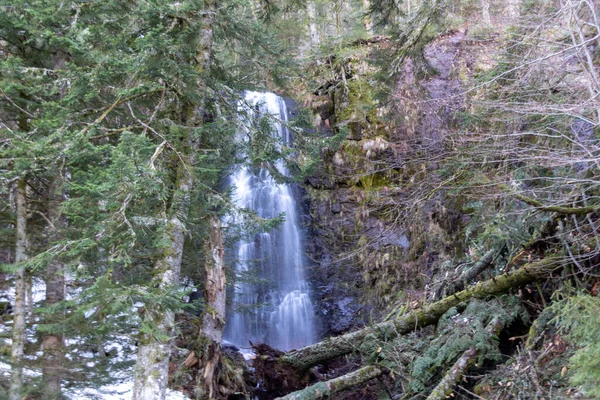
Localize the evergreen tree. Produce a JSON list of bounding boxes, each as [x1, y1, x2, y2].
[[2, 0, 298, 397]]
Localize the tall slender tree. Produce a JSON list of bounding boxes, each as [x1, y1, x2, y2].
[[132, 1, 217, 398], [9, 178, 27, 400]]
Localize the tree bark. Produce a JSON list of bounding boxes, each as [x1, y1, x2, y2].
[[195, 216, 226, 399], [307, 1, 319, 48], [445, 248, 497, 296], [276, 365, 384, 400], [41, 178, 65, 400], [132, 2, 216, 399], [132, 209, 187, 399], [480, 0, 491, 25], [281, 257, 559, 371], [363, 0, 374, 35], [9, 178, 27, 400], [506, 0, 520, 19], [426, 316, 504, 400]]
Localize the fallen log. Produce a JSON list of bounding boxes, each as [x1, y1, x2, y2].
[[282, 256, 560, 371], [426, 316, 504, 400], [275, 365, 384, 400], [444, 248, 498, 297]]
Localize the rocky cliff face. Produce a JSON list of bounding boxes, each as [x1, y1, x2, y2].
[[298, 31, 499, 336]]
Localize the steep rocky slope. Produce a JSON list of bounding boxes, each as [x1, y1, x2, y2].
[[283, 15, 599, 397], [302, 30, 495, 335]]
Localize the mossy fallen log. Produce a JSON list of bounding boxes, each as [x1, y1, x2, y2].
[[275, 365, 384, 400], [281, 257, 560, 371], [445, 248, 497, 296], [426, 316, 504, 400]]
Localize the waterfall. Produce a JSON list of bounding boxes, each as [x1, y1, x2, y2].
[[225, 91, 316, 351]]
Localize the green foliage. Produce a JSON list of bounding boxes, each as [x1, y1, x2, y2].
[[370, 0, 406, 28], [0, 0, 304, 394], [551, 292, 600, 397], [408, 297, 525, 393]]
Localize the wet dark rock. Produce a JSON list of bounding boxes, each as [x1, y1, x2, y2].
[[329, 297, 361, 334], [331, 202, 342, 213]]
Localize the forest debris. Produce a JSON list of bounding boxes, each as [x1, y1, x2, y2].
[[183, 351, 199, 368], [252, 343, 308, 397], [275, 365, 384, 400], [281, 257, 560, 371], [445, 248, 497, 296], [426, 316, 504, 400]]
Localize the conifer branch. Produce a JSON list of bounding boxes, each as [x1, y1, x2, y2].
[[501, 184, 599, 215], [77, 88, 162, 137], [280, 256, 562, 371], [426, 316, 504, 400]]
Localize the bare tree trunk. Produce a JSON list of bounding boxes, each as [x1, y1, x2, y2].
[[506, 0, 520, 19], [363, 0, 374, 35], [195, 216, 226, 399], [132, 2, 215, 399], [481, 0, 491, 25], [307, 1, 319, 47], [41, 178, 65, 400], [9, 178, 27, 400], [333, 0, 344, 37]]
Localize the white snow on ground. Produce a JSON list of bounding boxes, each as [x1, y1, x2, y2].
[[0, 359, 190, 399], [0, 361, 41, 378], [69, 382, 190, 399], [0, 278, 190, 399]]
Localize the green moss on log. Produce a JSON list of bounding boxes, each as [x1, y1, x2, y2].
[[276, 365, 383, 400], [281, 256, 560, 371]]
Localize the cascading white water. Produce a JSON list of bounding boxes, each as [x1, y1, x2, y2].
[[225, 91, 316, 351]]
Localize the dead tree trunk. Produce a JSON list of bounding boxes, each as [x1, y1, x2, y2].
[[195, 216, 226, 399], [426, 316, 504, 399], [9, 178, 27, 400], [481, 0, 491, 25], [276, 365, 384, 400], [281, 257, 559, 371], [363, 0, 374, 35], [445, 248, 497, 296]]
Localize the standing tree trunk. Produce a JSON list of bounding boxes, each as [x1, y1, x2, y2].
[[363, 0, 374, 35], [195, 216, 226, 399], [9, 178, 27, 400], [132, 212, 186, 400], [506, 0, 520, 19], [307, 1, 319, 48], [481, 0, 492, 26], [41, 178, 65, 399], [132, 2, 216, 399]]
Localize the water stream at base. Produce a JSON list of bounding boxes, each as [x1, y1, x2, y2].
[[225, 91, 316, 352]]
